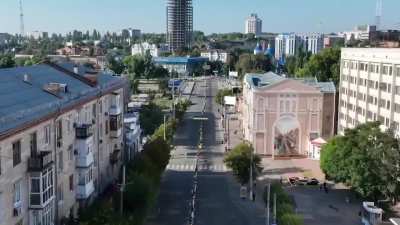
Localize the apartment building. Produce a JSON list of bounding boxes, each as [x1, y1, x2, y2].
[[275, 33, 324, 60], [245, 13, 262, 36], [241, 72, 336, 159], [338, 48, 400, 136], [0, 62, 126, 225]]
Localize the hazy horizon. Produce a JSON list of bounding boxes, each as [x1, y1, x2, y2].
[[0, 0, 399, 35]]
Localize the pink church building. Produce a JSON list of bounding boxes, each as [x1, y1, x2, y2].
[[241, 72, 336, 159]]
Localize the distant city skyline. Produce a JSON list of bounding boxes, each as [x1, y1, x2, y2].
[[0, 0, 399, 35]]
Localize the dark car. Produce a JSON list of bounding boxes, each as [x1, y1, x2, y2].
[[307, 178, 319, 185]]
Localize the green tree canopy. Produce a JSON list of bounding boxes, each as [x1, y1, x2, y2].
[[296, 47, 341, 86], [235, 53, 274, 79], [0, 54, 15, 68], [224, 142, 263, 185], [321, 122, 400, 201]]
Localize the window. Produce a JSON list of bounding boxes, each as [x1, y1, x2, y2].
[[56, 120, 63, 146], [396, 67, 400, 77], [57, 184, 64, 202], [68, 145, 73, 161], [110, 114, 122, 131], [69, 175, 74, 191], [12, 140, 21, 167], [67, 115, 72, 134], [30, 132, 37, 156], [92, 104, 96, 118], [13, 179, 21, 205], [0, 148, 2, 175], [44, 125, 51, 145], [105, 121, 109, 134], [58, 151, 63, 172]]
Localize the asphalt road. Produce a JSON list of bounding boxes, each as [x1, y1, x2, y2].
[[146, 77, 265, 225]]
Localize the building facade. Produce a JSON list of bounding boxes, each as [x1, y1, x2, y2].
[[241, 72, 336, 158], [166, 0, 193, 52], [153, 56, 208, 76], [275, 33, 324, 60], [200, 50, 230, 63], [131, 42, 169, 57], [338, 48, 400, 136], [245, 14, 262, 36], [0, 63, 126, 225]]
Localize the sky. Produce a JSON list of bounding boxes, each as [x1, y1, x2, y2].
[[0, 0, 399, 35]]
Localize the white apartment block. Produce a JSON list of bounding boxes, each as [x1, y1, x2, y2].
[[275, 33, 324, 60], [0, 63, 126, 225], [305, 34, 324, 55], [131, 42, 169, 57], [200, 50, 230, 63], [338, 48, 400, 136], [245, 14, 262, 36]]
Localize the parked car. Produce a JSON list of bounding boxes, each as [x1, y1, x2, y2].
[[307, 178, 320, 185]]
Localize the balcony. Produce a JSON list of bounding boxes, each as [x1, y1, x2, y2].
[[75, 135, 94, 168], [75, 124, 94, 139], [29, 166, 54, 209], [110, 149, 121, 164], [110, 114, 122, 138], [76, 151, 94, 168], [28, 151, 53, 172], [76, 180, 95, 200]]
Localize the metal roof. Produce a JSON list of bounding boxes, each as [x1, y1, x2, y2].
[[245, 72, 336, 93], [153, 56, 209, 65], [0, 63, 125, 135]]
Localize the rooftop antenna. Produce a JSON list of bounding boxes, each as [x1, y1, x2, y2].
[[375, 0, 382, 30], [19, 0, 25, 37]]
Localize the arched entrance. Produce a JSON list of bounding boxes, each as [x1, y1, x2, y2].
[[273, 116, 300, 156]]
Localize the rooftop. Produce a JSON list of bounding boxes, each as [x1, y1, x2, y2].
[[245, 72, 336, 93], [153, 56, 209, 64], [0, 63, 125, 137]]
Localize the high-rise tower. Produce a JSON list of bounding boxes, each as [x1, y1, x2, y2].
[[19, 0, 25, 37], [375, 0, 382, 30], [166, 0, 193, 52]]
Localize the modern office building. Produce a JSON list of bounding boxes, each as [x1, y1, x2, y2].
[[338, 48, 400, 136], [0, 62, 126, 225], [241, 72, 336, 159], [153, 56, 208, 76], [166, 0, 193, 52], [201, 50, 230, 63], [245, 14, 262, 36]]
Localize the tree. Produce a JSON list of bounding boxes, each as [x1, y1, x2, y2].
[[224, 142, 263, 185], [0, 54, 15, 68], [320, 122, 400, 201], [235, 53, 274, 79], [215, 88, 233, 105], [296, 47, 341, 86], [139, 103, 164, 136]]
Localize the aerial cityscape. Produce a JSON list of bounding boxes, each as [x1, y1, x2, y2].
[[1, 0, 400, 225]]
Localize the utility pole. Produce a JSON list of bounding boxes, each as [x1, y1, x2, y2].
[[249, 142, 253, 201], [172, 71, 176, 119], [273, 193, 277, 224], [163, 114, 167, 141], [266, 183, 270, 225], [120, 165, 126, 216]]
